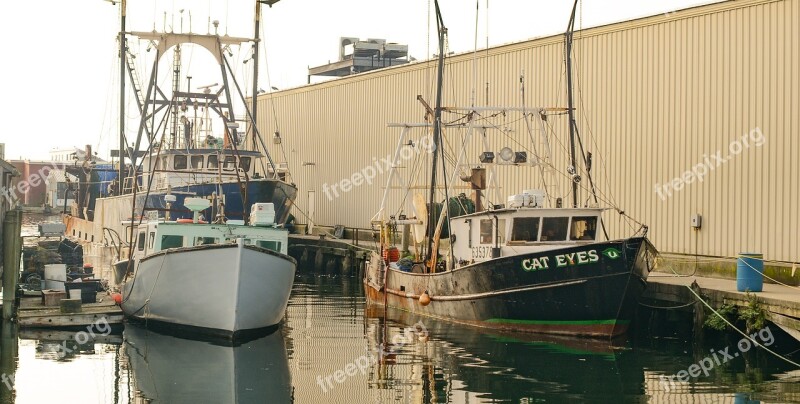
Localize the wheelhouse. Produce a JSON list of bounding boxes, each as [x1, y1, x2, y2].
[[130, 220, 288, 261], [137, 149, 284, 190], [449, 207, 605, 267]]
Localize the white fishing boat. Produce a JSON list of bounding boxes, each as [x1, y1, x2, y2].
[[118, 198, 296, 340]]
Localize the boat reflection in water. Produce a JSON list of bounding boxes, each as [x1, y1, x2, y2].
[[362, 306, 635, 402], [124, 324, 292, 403], [360, 306, 800, 402]]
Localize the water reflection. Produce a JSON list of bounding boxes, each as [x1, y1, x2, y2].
[[285, 273, 800, 403], [0, 321, 17, 404], [0, 268, 796, 403], [124, 325, 292, 403]]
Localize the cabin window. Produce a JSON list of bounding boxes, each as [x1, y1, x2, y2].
[[148, 232, 155, 249], [174, 155, 187, 170], [207, 155, 219, 169], [161, 235, 184, 249], [479, 219, 493, 244], [194, 237, 217, 246], [570, 216, 598, 241], [191, 155, 204, 169], [257, 240, 281, 251], [511, 217, 540, 242], [137, 231, 146, 251], [223, 156, 237, 171], [541, 217, 569, 241], [239, 157, 252, 172]]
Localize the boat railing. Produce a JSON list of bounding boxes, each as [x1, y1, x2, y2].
[[102, 227, 127, 261]]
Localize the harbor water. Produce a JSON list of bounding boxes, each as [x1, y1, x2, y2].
[[1, 215, 798, 403]]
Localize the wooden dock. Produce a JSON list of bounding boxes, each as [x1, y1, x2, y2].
[[289, 232, 377, 275], [644, 273, 800, 340], [7, 291, 124, 329]]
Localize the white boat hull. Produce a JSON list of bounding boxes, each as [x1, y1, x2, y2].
[[121, 242, 296, 339]]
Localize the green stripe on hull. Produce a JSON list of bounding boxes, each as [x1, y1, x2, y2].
[[486, 318, 629, 326]]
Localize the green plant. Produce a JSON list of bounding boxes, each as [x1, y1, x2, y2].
[[704, 303, 737, 331], [737, 292, 767, 334]]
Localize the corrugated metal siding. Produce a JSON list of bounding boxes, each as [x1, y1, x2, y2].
[[255, 0, 798, 263]]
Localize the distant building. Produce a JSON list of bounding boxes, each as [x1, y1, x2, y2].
[[8, 161, 64, 207], [44, 169, 78, 213], [308, 37, 410, 81], [49, 147, 108, 163]]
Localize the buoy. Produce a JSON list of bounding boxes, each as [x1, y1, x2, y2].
[[112, 293, 122, 305], [419, 291, 431, 306]]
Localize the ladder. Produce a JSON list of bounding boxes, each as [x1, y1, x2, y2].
[[125, 49, 154, 142]]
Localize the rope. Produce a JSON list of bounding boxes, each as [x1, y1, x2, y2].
[[738, 257, 800, 292], [127, 249, 169, 316], [657, 255, 800, 291], [638, 299, 697, 310], [670, 266, 800, 369]]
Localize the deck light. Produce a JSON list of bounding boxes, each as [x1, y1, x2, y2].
[[479, 152, 494, 164], [498, 147, 514, 162]]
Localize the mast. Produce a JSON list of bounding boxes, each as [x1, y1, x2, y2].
[[118, 0, 127, 191], [565, 0, 579, 208], [426, 0, 447, 264], [251, 1, 262, 151]]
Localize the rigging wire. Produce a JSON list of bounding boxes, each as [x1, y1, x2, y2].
[[260, 19, 292, 178], [96, 42, 119, 155], [426, 0, 432, 103], [471, 0, 479, 107]]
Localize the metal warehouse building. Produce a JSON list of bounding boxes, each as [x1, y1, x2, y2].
[[252, 0, 799, 276]]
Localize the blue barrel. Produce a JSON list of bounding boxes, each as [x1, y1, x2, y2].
[[736, 252, 764, 292]]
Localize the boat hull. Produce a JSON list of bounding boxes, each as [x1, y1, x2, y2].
[[121, 243, 296, 340], [365, 237, 657, 338]]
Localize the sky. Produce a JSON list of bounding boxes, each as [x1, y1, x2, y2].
[[0, 0, 719, 161]]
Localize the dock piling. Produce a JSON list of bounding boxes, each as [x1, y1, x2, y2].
[[2, 209, 21, 321]]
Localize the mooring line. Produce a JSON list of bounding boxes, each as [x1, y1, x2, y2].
[[737, 258, 800, 292], [638, 299, 697, 310], [679, 276, 800, 369]]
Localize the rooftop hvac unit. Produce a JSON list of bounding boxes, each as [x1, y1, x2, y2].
[[339, 37, 359, 61]]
